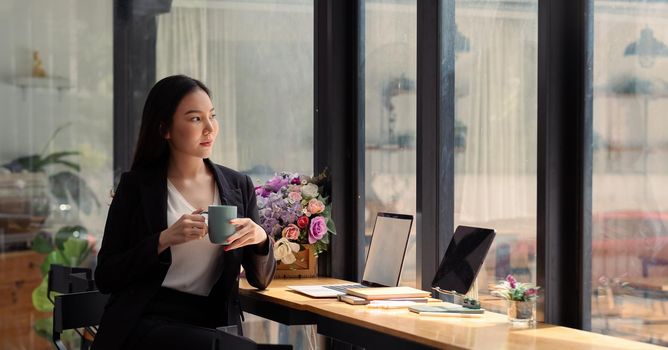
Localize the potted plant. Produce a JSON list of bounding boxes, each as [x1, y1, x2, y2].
[[30, 225, 94, 347], [0, 124, 99, 232], [491, 274, 540, 323]]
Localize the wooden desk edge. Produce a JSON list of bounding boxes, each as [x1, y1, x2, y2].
[[240, 278, 666, 350]]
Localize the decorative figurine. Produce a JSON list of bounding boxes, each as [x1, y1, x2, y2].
[[32, 50, 47, 77]]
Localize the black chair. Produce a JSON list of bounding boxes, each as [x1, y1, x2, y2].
[[48, 266, 290, 350], [53, 290, 109, 350], [212, 330, 293, 350], [49, 264, 109, 350], [48, 265, 96, 300]]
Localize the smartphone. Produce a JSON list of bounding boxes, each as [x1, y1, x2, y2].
[[338, 294, 369, 305]]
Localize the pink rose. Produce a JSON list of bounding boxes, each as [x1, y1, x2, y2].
[[282, 224, 300, 240], [297, 216, 309, 229], [288, 191, 302, 203], [308, 216, 327, 244], [307, 199, 325, 215]]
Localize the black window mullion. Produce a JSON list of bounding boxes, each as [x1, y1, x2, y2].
[[314, 0, 361, 281], [537, 0, 593, 329], [113, 0, 171, 180], [416, 0, 455, 291]]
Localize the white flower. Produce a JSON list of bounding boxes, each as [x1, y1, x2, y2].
[[273, 237, 300, 264], [301, 183, 319, 199]]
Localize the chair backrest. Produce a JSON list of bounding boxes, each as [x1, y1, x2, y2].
[[212, 331, 293, 350], [53, 291, 109, 333], [48, 264, 96, 295], [49, 264, 108, 350]]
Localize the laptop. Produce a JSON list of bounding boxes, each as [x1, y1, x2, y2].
[[431, 226, 496, 295], [289, 212, 414, 298]]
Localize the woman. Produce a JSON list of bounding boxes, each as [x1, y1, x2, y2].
[[92, 75, 275, 349]]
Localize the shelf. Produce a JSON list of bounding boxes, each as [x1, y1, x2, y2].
[[12, 76, 71, 90], [0, 230, 41, 252]]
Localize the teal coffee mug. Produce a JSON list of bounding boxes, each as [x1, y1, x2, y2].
[[203, 205, 237, 245]]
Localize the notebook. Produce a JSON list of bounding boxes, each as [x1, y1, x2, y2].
[[346, 286, 430, 300], [431, 226, 496, 295], [289, 212, 413, 298]]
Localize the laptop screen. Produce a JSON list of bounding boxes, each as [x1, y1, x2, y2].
[[362, 213, 414, 287], [431, 226, 496, 294]]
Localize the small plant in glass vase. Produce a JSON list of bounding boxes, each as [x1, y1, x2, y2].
[[492, 274, 540, 324], [595, 275, 630, 316]]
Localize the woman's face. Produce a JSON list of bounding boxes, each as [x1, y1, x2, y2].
[[165, 88, 218, 159]]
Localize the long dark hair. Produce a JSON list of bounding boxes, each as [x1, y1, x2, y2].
[[131, 75, 211, 171]]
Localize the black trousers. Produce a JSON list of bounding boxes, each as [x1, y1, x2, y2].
[[125, 287, 228, 350]]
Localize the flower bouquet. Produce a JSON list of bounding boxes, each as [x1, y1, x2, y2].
[[255, 171, 336, 275], [491, 275, 540, 323]]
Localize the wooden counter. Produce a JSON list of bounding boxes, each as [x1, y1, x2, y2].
[[240, 278, 666, 350]]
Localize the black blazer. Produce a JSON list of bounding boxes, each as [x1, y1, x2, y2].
[[92, 159, 276, 350]]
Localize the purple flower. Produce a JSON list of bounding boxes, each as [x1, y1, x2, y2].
[[308, 216, 327, 244], [266, 175, 289, 192], [291, 177, 301, 185], [506, 274, 517, 289]]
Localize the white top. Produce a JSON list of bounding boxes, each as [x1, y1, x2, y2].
[[161, 180, 223, 296]]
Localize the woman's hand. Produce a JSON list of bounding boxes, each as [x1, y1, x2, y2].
[[158, 209, 207, 253], [223, 218, 268, 251]]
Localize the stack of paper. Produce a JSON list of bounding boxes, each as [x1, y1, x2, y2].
[[408, 304, 485, 317]]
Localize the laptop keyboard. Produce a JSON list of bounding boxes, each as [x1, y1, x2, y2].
[[324, 284, 367, 294]]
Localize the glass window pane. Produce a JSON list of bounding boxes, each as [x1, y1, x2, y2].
[[591, 1, 668, 344], [362, 0, 417, 287], [156, 0, 314, 182], [0, 1, 113, 348], [155, 1, 315, 347], [453, 0, 538, 309]]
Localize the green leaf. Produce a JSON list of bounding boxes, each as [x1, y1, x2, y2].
[[39, 122, 74, 156], [326, 217, 337, 235], [40, 251, 67, 276], [321, 206, 331, 218], [31, 234, 54, 255], [40, 151, 80, 169], [33, 316, 53, 339], [62, 237, 90, 267], [320, 232, 329, 244], [32, 276, 54, 312], [314, 240, 327, 254], [52, 159, 80, 172], [55, 225, 88, 251], [14, 155, 45, 172]]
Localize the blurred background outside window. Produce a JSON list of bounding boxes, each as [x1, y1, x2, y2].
[[156, 0, 315, 347], [362, 0, 418, 287], [591, 0, 668, 344], [0, 1, 113, 348], [453, 0, 538, 313]]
